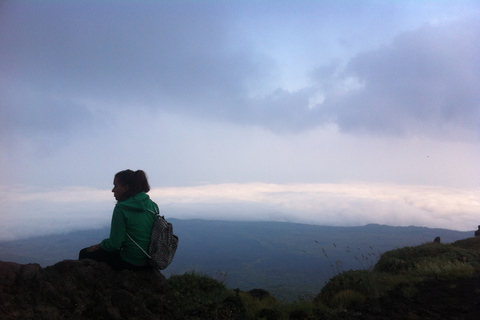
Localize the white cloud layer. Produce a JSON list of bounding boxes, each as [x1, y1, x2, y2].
[[1, 183, 478, 241]]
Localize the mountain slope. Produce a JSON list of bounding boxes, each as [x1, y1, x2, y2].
[[1, 237, 479, 319], [0, 220, 473, 300]]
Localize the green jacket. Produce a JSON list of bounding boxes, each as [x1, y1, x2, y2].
[[101, 192, 158, 265]]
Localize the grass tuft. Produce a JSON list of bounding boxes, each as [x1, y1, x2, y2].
[[330, 289, 366, 309]]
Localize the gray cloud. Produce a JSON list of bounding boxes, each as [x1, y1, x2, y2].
[[0, 89, 92, 138], [0, 2, 259, 103], [230, 14, 480, 137], [316, 19, 480, 138], [0, 2, 271, 143], [1, 2, 478, 143]]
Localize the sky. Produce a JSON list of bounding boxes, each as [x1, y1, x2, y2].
[[0, 0, 479, 241]]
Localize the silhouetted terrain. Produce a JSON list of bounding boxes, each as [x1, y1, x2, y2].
[[0, 220, 473, 300], [1, 237, 479, 319]]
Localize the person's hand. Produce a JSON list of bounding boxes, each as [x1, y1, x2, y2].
[[87, 244, 101, 252]]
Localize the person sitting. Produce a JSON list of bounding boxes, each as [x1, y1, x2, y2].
[[79, 169, 158, 270]]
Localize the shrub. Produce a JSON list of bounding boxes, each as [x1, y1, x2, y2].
[[413, 258, 475, 279], [330, 289, 366, 309], [374, 242, 480, 280], [238, 291, 278, 320], [400, 284, 419, 299], [319, 270, 405, 303], [374, 256, 409, 274], [167, 272, 239, 318], [452, 237, 480, 252]]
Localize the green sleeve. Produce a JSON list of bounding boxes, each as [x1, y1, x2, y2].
[[100, 206, 126, 252]]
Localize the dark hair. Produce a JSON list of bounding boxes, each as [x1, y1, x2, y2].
[[114, 169, 150, 199]]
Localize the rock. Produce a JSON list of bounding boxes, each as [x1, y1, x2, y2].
[[0, 259, 173, 320]]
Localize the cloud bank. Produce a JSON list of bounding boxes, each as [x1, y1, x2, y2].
[[1, 183, 478, 241]]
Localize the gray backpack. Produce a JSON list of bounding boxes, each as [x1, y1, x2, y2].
[[127, 209, 179, 270]]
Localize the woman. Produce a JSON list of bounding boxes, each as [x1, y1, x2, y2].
[[79, 170, 158, 270]]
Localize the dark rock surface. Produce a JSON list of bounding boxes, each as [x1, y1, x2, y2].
[[1, 259, 480, 319], [0, 259, 173, 320]]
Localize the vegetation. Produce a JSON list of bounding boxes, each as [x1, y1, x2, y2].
[[166, 237, 480, 319], [167, 272, 244, 319], [0, 222, 472, 301]]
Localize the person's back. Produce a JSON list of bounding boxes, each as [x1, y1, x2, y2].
[[102, 192, 158, 265]]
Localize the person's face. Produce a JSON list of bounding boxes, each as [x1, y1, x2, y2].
[[112, 178, 129, 202]]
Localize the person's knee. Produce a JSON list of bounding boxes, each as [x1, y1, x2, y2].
[[78, 247, 89, 260]]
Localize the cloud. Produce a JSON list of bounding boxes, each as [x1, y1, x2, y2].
[[2, 2, 478, 142], [0, 88, 93, 139], [0, 185, 114, 241], [0, 2, 259, 107], [1, 182, 479, 241], [315, 18, 480, 138], [156, 183, 480, 229], [0, 106, 478, 190], [0, 2, 478, 244]]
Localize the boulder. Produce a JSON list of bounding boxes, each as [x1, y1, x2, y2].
[[0, 259, 173, 320]]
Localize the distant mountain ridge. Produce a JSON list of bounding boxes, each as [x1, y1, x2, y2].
[[0, 219, 473, 300]]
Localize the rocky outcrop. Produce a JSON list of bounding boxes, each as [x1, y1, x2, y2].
[[0, 259, 173, 320], [3, 257, 479, 320]]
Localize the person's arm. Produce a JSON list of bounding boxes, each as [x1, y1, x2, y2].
[[100, 206, 126, 252]]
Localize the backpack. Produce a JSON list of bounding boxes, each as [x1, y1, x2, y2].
[[127, 209, 179, 270]]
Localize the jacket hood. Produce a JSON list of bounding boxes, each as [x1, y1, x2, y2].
[[116, 192, 151, 212]]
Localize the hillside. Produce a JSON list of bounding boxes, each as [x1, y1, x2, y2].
[[1, 237, 479, 319], [315, 236, 480, 319], [0, 220, 474, 300]]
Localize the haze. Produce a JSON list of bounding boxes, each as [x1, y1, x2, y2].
[[1, 1, 479, 240]]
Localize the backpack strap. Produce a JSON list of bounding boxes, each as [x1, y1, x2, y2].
[[126, 232, 151, 259], [147, 208, 160, 216], [125, 207, 159, 259]]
